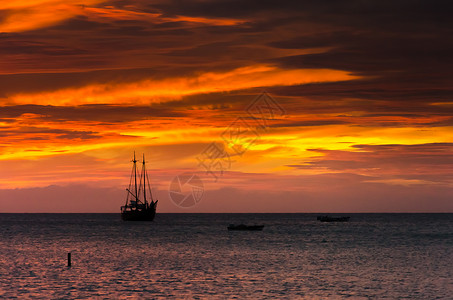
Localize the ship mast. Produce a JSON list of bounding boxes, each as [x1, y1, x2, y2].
[[133, 151, 138, 205], [142, 153, 147, 207]]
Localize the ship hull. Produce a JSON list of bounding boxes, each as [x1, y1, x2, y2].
[[121, 206, 156, 221]]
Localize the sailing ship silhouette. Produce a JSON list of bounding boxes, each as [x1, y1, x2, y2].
[[121, 152, 158, 221]]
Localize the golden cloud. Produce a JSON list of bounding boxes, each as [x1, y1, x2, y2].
[[0, 1, 244, 33], [6, 65, 360, 105], [0, 1, 104, 32]]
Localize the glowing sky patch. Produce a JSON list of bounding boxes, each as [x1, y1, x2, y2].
[[0, 0, 452, 212]]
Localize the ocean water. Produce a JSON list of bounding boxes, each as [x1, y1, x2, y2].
[[0, 213, 452, 299]]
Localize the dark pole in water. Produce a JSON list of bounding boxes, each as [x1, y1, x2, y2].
[[68, 252, 71, 267]]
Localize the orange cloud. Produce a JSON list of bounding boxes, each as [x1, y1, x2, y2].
[[84, 6, 244, 26], [5, 65, 360, 106], [0, 1, 244, 33], [0, 0, 104, 33]]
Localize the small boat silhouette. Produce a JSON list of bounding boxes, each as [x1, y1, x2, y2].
[[317, 215, 350, 222], [227, 224, 264, 231]]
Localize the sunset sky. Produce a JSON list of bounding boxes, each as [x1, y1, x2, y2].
[[1, 0, 452, 212]]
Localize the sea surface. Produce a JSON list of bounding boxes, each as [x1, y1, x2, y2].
[[0, 213, 452, 299]]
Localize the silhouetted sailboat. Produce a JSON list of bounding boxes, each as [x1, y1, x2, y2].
[[121, 152, 158, 221]]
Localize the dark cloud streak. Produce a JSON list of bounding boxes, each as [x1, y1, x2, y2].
[[0, 104, 187, 122]]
